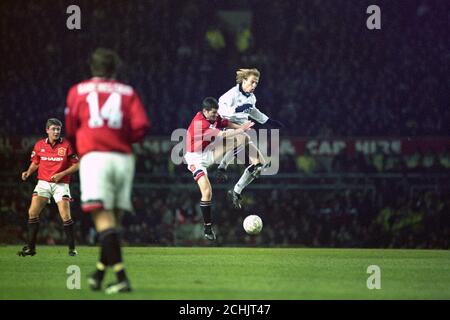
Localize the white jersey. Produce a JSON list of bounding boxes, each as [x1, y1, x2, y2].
[[218, 84, 269, 125]]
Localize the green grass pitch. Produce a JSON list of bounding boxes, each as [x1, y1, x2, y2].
[[0, 246, 449, 300]]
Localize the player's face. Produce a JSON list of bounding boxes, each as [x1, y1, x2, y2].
[[46, 125, 61, 141], [242, 75, 259, 93], [203, 109, 218, 122]]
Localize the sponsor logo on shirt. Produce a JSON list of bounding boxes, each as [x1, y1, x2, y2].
[[41, 156, 64, 162]]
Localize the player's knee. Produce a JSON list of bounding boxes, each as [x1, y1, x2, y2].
[[28, 209, 39, 219], [92, 210, 117, 232], [60, 212, 71, 221]]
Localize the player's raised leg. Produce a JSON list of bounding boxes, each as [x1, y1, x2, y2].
[[216, 143, 246, 183], [213, 133, 249, 209], [18, 195, 47, 256], [229, 142, 268, 209]]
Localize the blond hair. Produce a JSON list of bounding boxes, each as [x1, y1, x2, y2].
[[236, 68, 260, 84]]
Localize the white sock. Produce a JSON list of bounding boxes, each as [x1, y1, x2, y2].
[[218, 145, 245, 170], [234, 164, 258, 194]]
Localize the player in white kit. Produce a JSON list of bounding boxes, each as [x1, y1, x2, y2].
[[217, 68, 284, 209]]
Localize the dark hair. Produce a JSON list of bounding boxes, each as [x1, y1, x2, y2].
[[89, 48, 121, 78], [46, 118, 62, 129], [202, 97, 219, 111]]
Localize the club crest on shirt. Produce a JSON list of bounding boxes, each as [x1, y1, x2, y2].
[[58, 147, 66, 156]]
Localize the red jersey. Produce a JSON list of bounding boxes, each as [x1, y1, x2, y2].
[[65, 78, 151, 157], [186, 111, 229, 152], [31, 138, 79, 183]]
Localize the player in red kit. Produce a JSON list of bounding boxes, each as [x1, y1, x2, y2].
[[18, 118, 79, 257], [65, 48, 150, 294], [184, 97, 254, 240]]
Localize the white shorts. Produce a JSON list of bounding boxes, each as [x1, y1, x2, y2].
[[184, 150, 214, 181], [33, 180, 71, 203], [79, 151, 135, 212]]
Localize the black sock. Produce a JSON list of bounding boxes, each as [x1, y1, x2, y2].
[[94, 263, 106, 281], [115, 268, 127, 283], [27, 217, 40, 250], [200, 200, 212, 224], [63, 219, 75, 250], [99, 228, 127, 282], [92, 244, 108, 281]]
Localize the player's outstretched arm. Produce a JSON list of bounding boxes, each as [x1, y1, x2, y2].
[[218, 121, 254, 139], [225, 122, 244, 130], [239, 121, 255, 131], [21, 162, 39, 181]]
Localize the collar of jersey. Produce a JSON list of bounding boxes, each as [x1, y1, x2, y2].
[[238, 83, 251, 97], [45, 137, 63, 145]]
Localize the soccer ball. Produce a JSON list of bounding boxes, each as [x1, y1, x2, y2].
[[243, 215, 263, 235]]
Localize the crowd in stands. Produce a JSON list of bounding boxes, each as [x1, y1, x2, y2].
[[1, 180, 448, 249], [1, 0, 448, 248], [1, 0, 449, 137], [1, 147, 448, 248]]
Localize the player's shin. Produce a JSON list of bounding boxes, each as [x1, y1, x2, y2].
[[63, 219, 75, 250], [27, 217, 40, 250], [200, 200, 212, 225], [234, 163, 262, 195], [200, 200, 216, 240]]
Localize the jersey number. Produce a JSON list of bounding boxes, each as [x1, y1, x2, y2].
[[86, 92, 123, 129]]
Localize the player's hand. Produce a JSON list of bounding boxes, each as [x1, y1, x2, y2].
[[241, 121, 255, 132], [51, 173, 64, 183], [21, 171, 29, 181]]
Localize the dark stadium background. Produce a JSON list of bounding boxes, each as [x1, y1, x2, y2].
[[0, 0, 449, 249]]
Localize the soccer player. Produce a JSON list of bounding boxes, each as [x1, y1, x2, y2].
[[65, 48, 151, 294], [217, 68, 284, 209], [185, 97, 254, 240], [18, 118, 79, 257]]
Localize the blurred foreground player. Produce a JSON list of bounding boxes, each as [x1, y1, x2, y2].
[[65, 48, 151, 294], [185, 97, 254, 240], [18, 118, 79, 257]]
